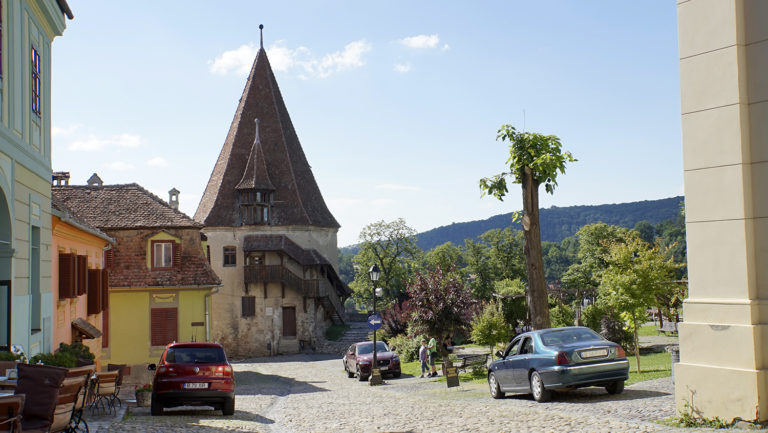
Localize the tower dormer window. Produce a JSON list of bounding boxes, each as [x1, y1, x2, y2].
[[239, 189, 272, 225]]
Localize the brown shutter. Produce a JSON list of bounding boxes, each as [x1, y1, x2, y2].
[[100, 269, 109, 311], [77, 255, 88, 296], [87, 269, 102, 315], [58, 253, 74, 299], [105, 248, 114, 269], [173, 242, 182, 268], [102, 308, 109, 348], [151, 308, 178, 346], [282, 306, 296, 337], [241, 296, 255, 317]]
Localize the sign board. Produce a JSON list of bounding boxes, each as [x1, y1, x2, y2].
[[444, 365, 459, 388], [369, 368, 383, 385], [367, 313, 382, 330]]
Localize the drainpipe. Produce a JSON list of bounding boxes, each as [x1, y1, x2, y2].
[[204, 286, 221, 342]]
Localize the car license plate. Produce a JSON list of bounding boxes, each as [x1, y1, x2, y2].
[[581, 349, 608, 358], [379, 365, 388, 371], [183, 382, 208, 389]]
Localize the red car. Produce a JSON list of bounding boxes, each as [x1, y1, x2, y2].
[[148, 342, 235, 415], [343, 341, 401, 381]]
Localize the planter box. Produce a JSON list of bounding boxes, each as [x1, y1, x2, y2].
[[136, 391, 151, 407]]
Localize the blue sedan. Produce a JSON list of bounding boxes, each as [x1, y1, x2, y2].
[[487, 326, 629, 402]]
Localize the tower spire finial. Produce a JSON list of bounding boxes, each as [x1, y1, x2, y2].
[[259, 24, 264, 49]]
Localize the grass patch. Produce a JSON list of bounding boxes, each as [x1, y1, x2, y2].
[[637, 323, 659, 337], [325, 324, 350, 341], [626, 351, 671, 385], [400, 359, 487, 383]]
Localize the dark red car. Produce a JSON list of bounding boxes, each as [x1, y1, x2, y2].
[[343, 341, 401, 381], [148, 342, 235, 415]]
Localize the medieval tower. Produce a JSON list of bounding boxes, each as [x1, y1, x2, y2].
[[195, 28, 349, 357]]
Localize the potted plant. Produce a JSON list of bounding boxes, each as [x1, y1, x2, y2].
[[135, 383, 152, 407]]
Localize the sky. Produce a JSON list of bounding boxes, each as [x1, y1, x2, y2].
[[50, 1, 683, 247]]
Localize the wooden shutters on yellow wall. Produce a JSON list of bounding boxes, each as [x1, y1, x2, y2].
[[76, 255, 88, 296], [58, 254, 75, 299], [87, 269, 101, 315], [151, 308, 178, 346]]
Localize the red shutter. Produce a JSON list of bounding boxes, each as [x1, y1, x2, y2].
[[87, 269, 101, 315], [76, 255, 88, 296], [58, 253, 74, 299], [100, 269, 109, 311], [173, 242, 181, 268], [151, 308, 178, 346], [105, 248, 114, 269]]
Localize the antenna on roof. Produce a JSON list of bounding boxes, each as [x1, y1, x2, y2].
[[259, 24, 264, 49]]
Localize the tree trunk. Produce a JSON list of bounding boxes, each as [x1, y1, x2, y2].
[[633, 314, 641, 373], [521, 166, 551, 330]]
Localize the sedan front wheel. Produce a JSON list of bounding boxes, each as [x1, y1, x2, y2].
[[530, 371, 551, 402], [488, 372, 505, 399]]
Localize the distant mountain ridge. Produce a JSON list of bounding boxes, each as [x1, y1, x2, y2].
[[342, 196, 684, 253]]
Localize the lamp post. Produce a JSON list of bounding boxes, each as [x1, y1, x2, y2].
[[369, 264, 381, 385]]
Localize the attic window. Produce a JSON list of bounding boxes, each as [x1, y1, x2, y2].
[[151, 241, 178, 270], [239, 189, 271, 225]]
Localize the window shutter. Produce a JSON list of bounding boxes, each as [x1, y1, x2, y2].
[[173, 242, 182, 268], [77, 255, 88, 296], [100, 269, 109, 311], [102, 308, 109, 348], [151, 308, 178, 346], [105, 248, 114, 269], [241, 296, 255, 317], [58, 253, 74, 299], [87, 269, 102, 315]]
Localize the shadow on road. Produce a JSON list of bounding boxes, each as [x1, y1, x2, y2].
[[125, 407, 276, 429], [504, 387, 670, 403], [234, 370, 329, 396]]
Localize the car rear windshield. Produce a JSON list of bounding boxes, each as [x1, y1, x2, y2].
[[357, 342, 389, 354], [165, 347, 226, 364], [540, 328, 602, 346]]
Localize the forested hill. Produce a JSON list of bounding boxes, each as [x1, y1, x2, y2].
[[412, 196, 684, 251]]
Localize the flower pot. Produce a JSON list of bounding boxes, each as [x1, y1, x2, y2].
[[136, 391, 151, 407]]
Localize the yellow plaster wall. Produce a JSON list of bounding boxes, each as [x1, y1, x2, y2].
[[106, 291, 150, 365], [178, 290, 208, 343]]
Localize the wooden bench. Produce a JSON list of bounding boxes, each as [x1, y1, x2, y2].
[[453, 353, 490, 372], [0, 394, 24, 433], [657, 321, 678, 335]]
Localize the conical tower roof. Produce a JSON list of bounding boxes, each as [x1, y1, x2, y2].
[[195, 42, 339, 228], [236, 119, 275, 191]]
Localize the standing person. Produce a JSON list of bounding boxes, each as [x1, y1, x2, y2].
[[418, 340, 429, 378], [427, 335, 438, 377]]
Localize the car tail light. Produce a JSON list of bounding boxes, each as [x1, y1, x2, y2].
[[556, 351, 570, 365], [617, 346, 626, 358], [216, 365, 233, 376]]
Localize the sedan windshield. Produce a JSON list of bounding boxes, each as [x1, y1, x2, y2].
[[540, 328, 602, 346], [166, 347, 225, 364], [357, 342, 389, 355]]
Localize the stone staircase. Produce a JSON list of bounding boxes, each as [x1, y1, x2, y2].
[[316, 321, 371, 355]]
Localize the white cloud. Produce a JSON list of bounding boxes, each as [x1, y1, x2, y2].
[[399, 34, 440, 49], [441, 44, 451, 52], [52, 124, 81, 138], [376, 183, 421, 192], [209, 43, 259, 75], [68, 133, 144, 152], [394, 63, 411, 73], [103, 161, 135, 171], [210, 40, 371, 79], [147, 157, 168, 168]]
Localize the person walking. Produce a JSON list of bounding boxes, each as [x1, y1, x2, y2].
[[418, 340, 429, 378], [427, 335, 438, 377]]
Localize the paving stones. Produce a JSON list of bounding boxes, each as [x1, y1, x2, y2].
[[86, 353, 718, 432]]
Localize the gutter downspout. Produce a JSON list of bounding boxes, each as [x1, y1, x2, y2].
[[204, 286, 221, 342]]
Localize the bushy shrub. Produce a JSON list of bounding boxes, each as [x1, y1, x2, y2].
[[549, 302, 575, 328], [581, 303, 605, 333], [381, 300, 412, 337], [29, 351, 77, 367], [58, 342, 95, 361], [387, 333, 426, 363], [470, 301, 512, 351], [600, 310, 634, 351], [0, 351, 19, 361]]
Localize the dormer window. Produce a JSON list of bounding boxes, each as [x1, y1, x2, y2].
[[150, 239, 180, 270], [239, 189, 272, 225]]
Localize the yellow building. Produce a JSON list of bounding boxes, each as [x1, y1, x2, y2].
[[52, 175, 220, 368]]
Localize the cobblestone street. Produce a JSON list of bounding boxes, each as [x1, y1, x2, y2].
[[84, 353, 722, 433]]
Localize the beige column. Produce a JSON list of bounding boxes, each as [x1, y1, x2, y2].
[[676, 0, 768, 422]]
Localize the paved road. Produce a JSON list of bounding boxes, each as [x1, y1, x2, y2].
[[91, 353, 715, 433]]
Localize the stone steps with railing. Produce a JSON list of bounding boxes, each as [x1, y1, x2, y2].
[[316, 321, 372, 355]]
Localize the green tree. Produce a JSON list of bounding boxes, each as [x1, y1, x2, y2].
[[633, 220, 655, 244], [598, 233, 679, 373], [480, 125, 576, 330], [424, 242, 465, 274], [462, 228, 526, 301], [349, 218, 422, 309], [407, 266, 478, 361], [471, 301, 513, 353], [561, 223, 629, 290], [493, 278, 528, 329]]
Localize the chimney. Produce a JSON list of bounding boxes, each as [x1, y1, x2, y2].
[[168, 188, 180, 210], [87, 173, 103, 187], [52, 172, 70, 186]]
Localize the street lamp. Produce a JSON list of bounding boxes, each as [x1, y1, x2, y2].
[[369, 264, 381, 385]]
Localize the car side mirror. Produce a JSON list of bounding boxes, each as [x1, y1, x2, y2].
[[495, 350, 503, 359], [148, 363, 156, 371]]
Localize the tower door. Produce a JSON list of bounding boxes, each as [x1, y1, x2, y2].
[[282, 306, 296, 337]]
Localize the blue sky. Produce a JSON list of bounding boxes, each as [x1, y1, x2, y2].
[[51, 1, 682, 247]]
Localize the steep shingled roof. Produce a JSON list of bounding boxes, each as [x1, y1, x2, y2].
[[52, 184, 201, 230], [194, 47, 339, 229]]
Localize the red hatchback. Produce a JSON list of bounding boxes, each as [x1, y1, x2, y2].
[[148, 342, 235, 416]]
